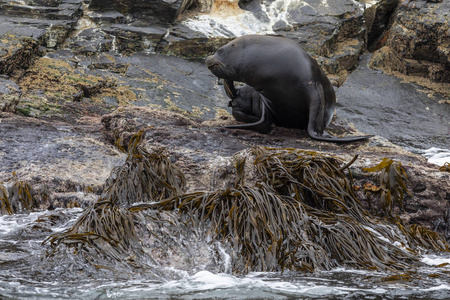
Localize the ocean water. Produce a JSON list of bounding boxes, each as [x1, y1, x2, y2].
[[1, 209, 450, 300]]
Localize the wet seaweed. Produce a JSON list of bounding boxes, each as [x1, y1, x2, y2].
[[252, 147, 366, 221], [45, 143, 449, 275], [43, 200, 149, 268], [102, 129, 186, 206], [0, 184, 12, 215], [395, 219, 449, 252], [0, 174, 36, 215], [138, 184, 419, 273], [439, 162, 450, 172], [363, 158, 411, 216], [363, 158, 449, 252], [133, 148, 433, 273], [44, 130, 186, 269]]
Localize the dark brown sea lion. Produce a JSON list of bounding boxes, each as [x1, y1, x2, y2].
[[224, 80, 273, 133], [206, 35, 373, 142]]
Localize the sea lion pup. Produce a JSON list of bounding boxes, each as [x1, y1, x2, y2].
[[206, 35, 373, 143], [223, 79, 273, 134]]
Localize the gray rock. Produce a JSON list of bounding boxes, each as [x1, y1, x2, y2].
[[364, 0, 399, 52], [0, 112, 125, 207], [0, 0, 82, 20], [370, 1, 450, 85], [65, 28, 114, 56], [103, 24, 168, 54], [0, 78, 21, 112], [159, 24, 230, 58], [336, 54, 450, 151], [0, 23, 46, 74], [89, 0, 194, 24]]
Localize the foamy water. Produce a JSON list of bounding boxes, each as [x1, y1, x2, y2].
[[421, 147, 450, 166], [1, 208, 450, 299]]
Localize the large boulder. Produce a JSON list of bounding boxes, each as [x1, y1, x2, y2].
[[0, 24, 46, 74], [370, 1, 450, 93]]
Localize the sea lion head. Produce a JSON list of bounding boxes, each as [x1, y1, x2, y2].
[[206, 40, 244, 81]]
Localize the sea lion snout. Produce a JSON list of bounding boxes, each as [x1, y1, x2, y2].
[[206, 54, 232, 79], [205, 56, 215, 69], [205, 56, 221, 71]]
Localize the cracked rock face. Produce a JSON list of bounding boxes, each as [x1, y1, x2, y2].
[[370, 1, 450, 95]]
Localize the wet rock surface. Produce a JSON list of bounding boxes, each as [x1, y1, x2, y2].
[[337, 54, 450, 151], [0, 113, 125, 208]]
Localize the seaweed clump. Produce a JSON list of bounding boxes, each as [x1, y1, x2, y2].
[[133, 147, 448, 273], [363, 158, 448, 252], [363, 158, 411, 216], [44, 200, 145, 267], [0, 184, 11, 215], [102, 130, 186, 206], [0, 173, 36, 215], [44, 129, 186, 269], [439, 162, 450, 172], [45, 140, 449, 275]]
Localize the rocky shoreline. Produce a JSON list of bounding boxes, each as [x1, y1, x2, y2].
[[1, 0, 449, 242]]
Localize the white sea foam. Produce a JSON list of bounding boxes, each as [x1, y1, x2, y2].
[[0, 208, 83, 237], [421, 255, 450, 267], [2, 205, 450, 299], [421, 147, 450, 166], [154, 271, 350, 297], [420, 284, 450, 292]]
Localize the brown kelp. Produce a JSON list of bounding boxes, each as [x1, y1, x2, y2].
[[44, 200, 147, 267], [45, 142, 449, 275], [0, 174, 36, 215], [439, 162, 450, 172], [139, 184, 418, 273], [363, 158, 411, 216], [44, 130, 185, 269], [102, 129, 186, 206], [363, 158, 448, 252], [0, 184, 11, 215], [134, 147, 447, 273], [252, 147, 366, 221]]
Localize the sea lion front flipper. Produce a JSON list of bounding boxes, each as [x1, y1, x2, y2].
[[225, 97, 273, 133], [224, 79, 236, 99]]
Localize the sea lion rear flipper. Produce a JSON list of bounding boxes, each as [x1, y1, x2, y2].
[[307, 128, 374, 143], [307, 83, 373, 143], [225, 98, 272, 133]]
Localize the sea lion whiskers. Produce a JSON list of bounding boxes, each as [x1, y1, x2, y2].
[[206, 58, 225, 71]]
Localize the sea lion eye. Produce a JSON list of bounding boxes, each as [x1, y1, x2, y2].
[[218, 48, 224, 54], [231, 43, 235, 47]]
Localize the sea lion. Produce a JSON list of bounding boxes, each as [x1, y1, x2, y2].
[[223, 79, 272, 133], [206, 35, 373, 142]]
